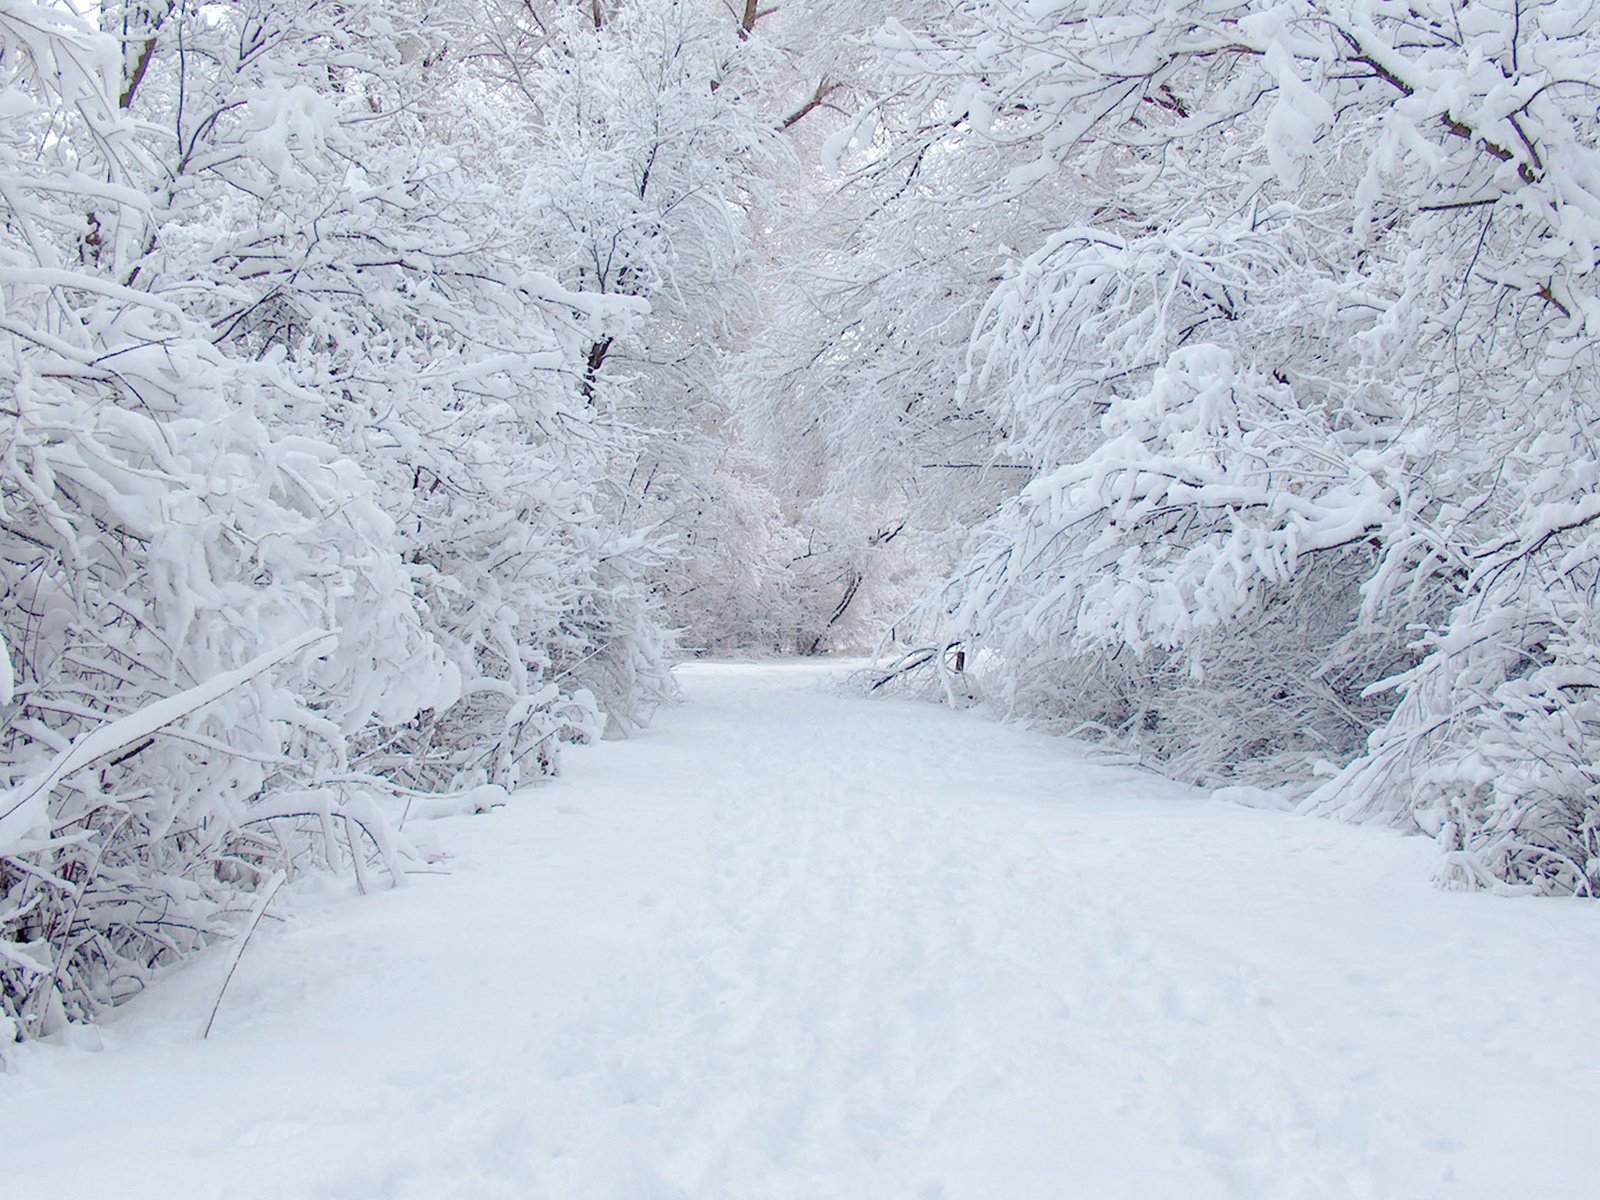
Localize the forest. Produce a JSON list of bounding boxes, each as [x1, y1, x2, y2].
[[3, 0, 1598, 1048]]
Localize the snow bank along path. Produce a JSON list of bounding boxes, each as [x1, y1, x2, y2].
[[4, 662, 1598, 1199]]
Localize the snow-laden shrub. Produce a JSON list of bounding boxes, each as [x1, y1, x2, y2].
[[0, 341, 451, 1034], [932, 228, 1431, 786], [1313, 473, 1600, 895]]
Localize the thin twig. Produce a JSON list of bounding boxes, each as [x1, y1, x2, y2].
[[201, 869, 286, 1040]]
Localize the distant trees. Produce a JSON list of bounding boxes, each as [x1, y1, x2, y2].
[[730, 0, 1024, 653], [470, 0, 816, 653]]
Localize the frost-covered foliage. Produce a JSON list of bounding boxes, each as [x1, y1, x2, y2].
[[739, 195, 1005, 650], [878, 0, 1600, 893], [474, 0, 799, 654], [734, 0, 1036, 653], [0, 0, 672, 1041]]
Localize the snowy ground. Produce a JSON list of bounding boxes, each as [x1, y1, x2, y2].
[[3, 661, 1597, 1199]]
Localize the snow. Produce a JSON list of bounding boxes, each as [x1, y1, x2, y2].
[[3, 660, 1597, 1199]]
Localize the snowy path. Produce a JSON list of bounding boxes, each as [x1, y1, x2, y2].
[[4, 662, 1598, 1199]]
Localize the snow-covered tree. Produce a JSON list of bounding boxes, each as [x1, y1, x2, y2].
[[873, 0, 1600, 893], [0, 0, 673, 1042], [471, 0, 800, 652], [731, 0, 1042, 653]]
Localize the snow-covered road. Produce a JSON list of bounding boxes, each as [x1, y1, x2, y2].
[[4, 661, 1598, 1199]]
